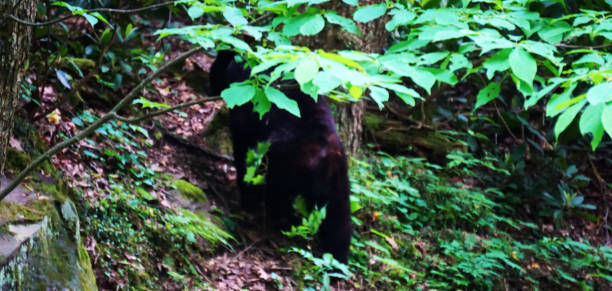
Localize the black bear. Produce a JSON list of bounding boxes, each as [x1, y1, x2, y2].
[[209, 50, 351, 263]]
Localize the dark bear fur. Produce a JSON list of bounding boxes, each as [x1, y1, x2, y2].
[[209, 51, 351, 263]]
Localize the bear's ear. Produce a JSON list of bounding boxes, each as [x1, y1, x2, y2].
[[210, 51, 236, 74], [209, 50, 237, 96]]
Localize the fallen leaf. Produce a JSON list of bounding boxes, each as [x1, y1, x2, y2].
[[9, 136, 23, 151], [385, 236, 399, 250]]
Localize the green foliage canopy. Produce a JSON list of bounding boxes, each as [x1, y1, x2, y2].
[[55, 0, 612, 149]]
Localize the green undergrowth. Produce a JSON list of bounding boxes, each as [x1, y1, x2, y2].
[[336, 152, 612, 290], [69, 113, 233, 289]]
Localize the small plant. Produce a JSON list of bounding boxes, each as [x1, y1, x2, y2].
[[543, 183, 596, 222], [165, 209, 233, 248], [282, 205, 326, 240], [244, 141, 270, 185], [290, 248, 352, 291]]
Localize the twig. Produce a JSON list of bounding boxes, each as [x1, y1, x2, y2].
[[115, 96, 221, 124], [555, 43, 612, 49], [588, 157, 611, 246], [0, 47, 203, 202], [236, 239, 264, 258], [494, 101, 520, 142], [5, 1, 178, 27]]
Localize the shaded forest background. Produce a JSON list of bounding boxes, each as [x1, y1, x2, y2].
[[0, 0, 611, 290]]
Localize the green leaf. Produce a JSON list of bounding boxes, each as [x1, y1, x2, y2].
[[83, 13, 99, 27], [223, 7, 248, 27], [602, 105, 612, 141], [133, 97, 170, 109], [342, 0, 358, 5], [521, 41, 562, 65], [294, 58, 319, 86], [422, 67, 458, 85], [381, 61, 435, 93], [300, 14, 325, 35], [409, 67, 436, 94], [483, 49, 511, 79], [187, 5, 204, 20], [349, 85, 363, 99], [448, 53, 472, 72], [417, 52, 449, 66], [554, 100, 586, 140], [265, 86, 301, 117], [385, 9, 415, 31], [509, 47, 537, 85], [547, 84, 576, 117], [379, 83, 419, 105], [252, 89, 271, 119], [251, 58, 284, 77], [55, 69, 72, 89], [100, 28, 112, 46], [524, 79, 562, 109], [573, 16, 592, 26], [586, 82, 612, 105], [91, 12, 109, 26], [579, 104, 605, 150], [319, 51, 363, 71], [283, 14, 311, 36], [325, 12, 360, 34], [368, 86, 389, 109], [574, 53, 604, 66], [313, 71, 342, 94], [353, 4, 387, 23], [469, 29, 514, 53], [538, 21, 570, 44], [221, 82, 255, 108], [432, 28, 471, 42], [287, 0, 309, 7], [474, 82, 501, 111]]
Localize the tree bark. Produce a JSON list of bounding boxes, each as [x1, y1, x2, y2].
[[296, 0, 388, 156], [0, 0, 37, 174]]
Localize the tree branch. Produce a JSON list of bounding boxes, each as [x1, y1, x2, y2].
[[5, 1, 178, 27], [116, 96, 222, 124], [0, 46, 203, 201]]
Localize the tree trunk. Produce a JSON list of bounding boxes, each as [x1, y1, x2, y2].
[[0, 0, 37, 174], [297, 0, 388, 156]]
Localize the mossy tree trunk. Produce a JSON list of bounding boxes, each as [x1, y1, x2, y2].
[[297, 0, 388, 156], [0, 0, 36, 174]]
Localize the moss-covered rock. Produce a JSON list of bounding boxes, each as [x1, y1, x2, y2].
[[172, 179, 207, 203], [0, 187, 96, 290], [0, 213, 96, 290]]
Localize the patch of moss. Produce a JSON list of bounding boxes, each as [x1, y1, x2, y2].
[[5, 148, 31, 173], [34, 183, 68, 202], [172, 180, 207, 203], [0, 201, 46, 223], [77, 243, 97, 289], [363, 112, 383, 132]]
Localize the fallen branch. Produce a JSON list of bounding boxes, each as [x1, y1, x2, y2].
[[115, 96, 221, 124], [0, 46, 203, 201]]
